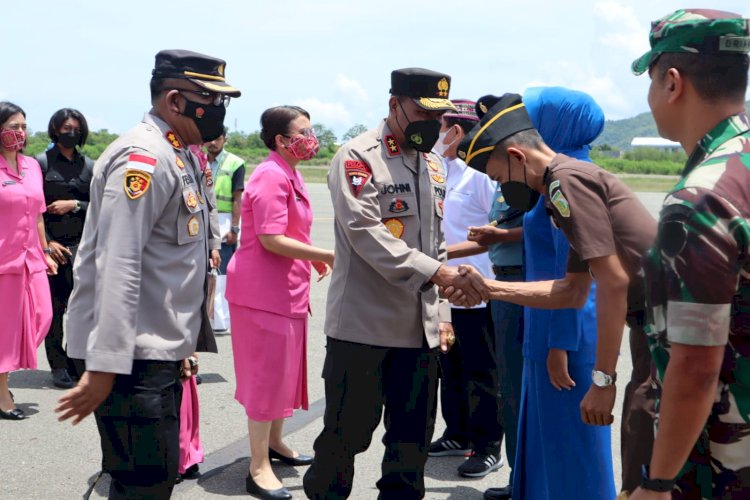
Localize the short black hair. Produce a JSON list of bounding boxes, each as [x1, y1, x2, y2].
[[444, 116, 477, 136], [0, 101, 25, 128], [653, 52, 749, 102], [493, 129, 545, 160], [48, 108, 89, 147], [150, 77, 168, 104], [259, 105, 310, 151]]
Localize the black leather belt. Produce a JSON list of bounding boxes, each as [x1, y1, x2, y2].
[[492, 265, 523, 276]]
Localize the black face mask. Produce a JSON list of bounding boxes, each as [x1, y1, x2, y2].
[[397, 100, 441, 153], [58, 131, 80, 149], [181, 96, 226, 143], [500, 156, 540, 212]]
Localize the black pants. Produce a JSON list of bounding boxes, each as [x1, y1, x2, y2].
[[45, 259, 75, 370], [303, 338, 438, 500], [93, 360, 182, 500], [437, 307, 501, 455]]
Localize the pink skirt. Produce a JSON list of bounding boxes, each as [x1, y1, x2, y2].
[[178, 375, 204, 474], [229, 304, 308, 421], [0, 269, 52, 373]]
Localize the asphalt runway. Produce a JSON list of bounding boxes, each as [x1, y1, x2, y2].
[[0, 184, 668, 499]]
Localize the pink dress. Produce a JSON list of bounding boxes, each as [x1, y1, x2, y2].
[[0, 154, 52, 372], [226, 151, 313, 421]]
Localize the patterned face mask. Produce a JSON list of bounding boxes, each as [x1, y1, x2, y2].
[[285, 130, 320, 161], [0, 128, 25, 151]]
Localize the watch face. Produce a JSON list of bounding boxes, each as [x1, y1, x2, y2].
[[592, 370, 610, 387]]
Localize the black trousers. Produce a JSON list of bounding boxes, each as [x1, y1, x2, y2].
[[93, 360, 183, 500], [437, 307, 501, 455], [45, 259, 75, 370], [303, 338, 438, 500]]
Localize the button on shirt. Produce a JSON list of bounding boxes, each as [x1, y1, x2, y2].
[[487, 185, 523, 267], [442, 156, 495, 307], [0, 154, 47, 274]]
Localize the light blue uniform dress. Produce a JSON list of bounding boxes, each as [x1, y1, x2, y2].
[[512, 87, 616, 500]]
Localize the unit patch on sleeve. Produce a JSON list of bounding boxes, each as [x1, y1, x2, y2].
[[124, 170, 152, 200], [345, 160, 371, 198], [126, 153, 157, 174], [550, 189, 570, 218]]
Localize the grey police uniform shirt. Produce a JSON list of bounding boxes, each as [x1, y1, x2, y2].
[[325, 120, 451, 349], [66, 112, 217, 375]]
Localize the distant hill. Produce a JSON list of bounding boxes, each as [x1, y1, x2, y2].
[[594, 99, 750, 151]]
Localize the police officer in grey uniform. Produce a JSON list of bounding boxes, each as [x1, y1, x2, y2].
[[55, 50, 240, 499], [303, 68, 487, 500]]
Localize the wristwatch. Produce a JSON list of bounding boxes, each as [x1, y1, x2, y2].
[[44, 247, 53, 255], [230, 225, 240, 234], [640, 464, 676, 492], [72, 200, 81, 213], [592, 369, 617, 387]]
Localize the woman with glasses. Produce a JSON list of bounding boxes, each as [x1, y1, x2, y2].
[[0, 101, 57, 420], [226, 105, 334, 499], [37, 108, 94, 390]]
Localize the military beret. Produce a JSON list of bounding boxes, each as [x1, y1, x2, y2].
[[456, 93, 535, 173], [445, 99, 479, 122], [152, 49, 241, 96], [632, 9, 750, 75], [390, 68, 457, 112]]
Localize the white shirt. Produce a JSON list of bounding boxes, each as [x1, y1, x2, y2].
[[441, 156, 496, 309]]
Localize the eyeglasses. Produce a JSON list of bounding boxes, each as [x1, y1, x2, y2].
[[284, 127, 315, 138], [177, 89, 231, 107]]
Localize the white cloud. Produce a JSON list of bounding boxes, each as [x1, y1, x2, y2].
[[335, 75, 369, 102], [594, 0, 649, 57], [293, 98, 352, 129]]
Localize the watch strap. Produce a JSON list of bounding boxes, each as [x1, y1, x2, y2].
[[640, 464, 676, 492]]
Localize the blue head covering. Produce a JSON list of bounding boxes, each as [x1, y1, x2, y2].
[[522, 86, 604, 161]]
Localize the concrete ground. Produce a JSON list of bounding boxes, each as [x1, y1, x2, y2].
[[0, 185, 667, 499]]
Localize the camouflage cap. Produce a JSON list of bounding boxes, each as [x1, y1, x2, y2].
[[632, 9, 750, 75]]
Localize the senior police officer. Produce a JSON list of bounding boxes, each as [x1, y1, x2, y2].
[[629, 10, 750, 500], [55, 49, 239, 499], [448, 93, 659, 492], [303, 68, 488, 500]]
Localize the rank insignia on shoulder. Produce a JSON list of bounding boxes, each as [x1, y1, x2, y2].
[[345, 160, 371, 198], [165, 131, 183, 149], [175, 156, 185, 169], [124, 170, 152, 200], [384, 135, 401, 157], [551, 190, 570, 218], [389, 198, 409, 213], [204, 168, 214, 186], [126, 153, 157, 174], [430, 173, 446, 184], [383, 218, 405, 239], [187, 215, 200, 236]]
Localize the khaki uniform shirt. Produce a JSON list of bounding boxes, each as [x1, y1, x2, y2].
[[544, 154, 657, 315], [66, 112, 217, 375], [325, 120, 451, 349]]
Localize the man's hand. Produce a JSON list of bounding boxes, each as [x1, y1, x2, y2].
[[223, 231, 238, 246], [210, 249, 221, 270], [47, 199, 77, 215], [55, 371, 116, 425], [580, 384, 616, 426], [181, 355, 199, 379], [628, 487, 671, 500], [48, 241, 72, 265], [547, 348, 575, 390], [467, 224, 507, 246], [435, 265, 488, 307], [439, 322, 455, 353]]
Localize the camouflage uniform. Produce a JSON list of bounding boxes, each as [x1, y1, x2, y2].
[[643, 112, 750, 498]]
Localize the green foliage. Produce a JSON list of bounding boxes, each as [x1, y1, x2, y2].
[[591, 154, 684, 175], [622, 147, 686, 163], [343, 124, 368, 142]]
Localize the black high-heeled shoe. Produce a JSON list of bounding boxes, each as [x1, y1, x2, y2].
[[268, 447, 314, 466], [245, 474, 291, 499]]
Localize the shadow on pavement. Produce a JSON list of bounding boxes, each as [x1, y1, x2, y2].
[[192, 456, 302, 497]]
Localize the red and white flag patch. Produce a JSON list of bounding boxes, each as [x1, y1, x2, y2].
[[127, 153, 157, 174], [345, 160, 371, 198]]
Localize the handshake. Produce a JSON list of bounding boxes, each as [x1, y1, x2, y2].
[[432, 264, 489, 307]]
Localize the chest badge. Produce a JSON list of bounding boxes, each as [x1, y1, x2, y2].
[[124, 170, 152, 200], [430, 173, 445, 184], [186, 191, 198, 209], [187, 215, 200, 236], [204, 168, 214, 186], [389, 199, 409, 213], [383, 218, 405, 239], [175, 156, 185, 169]]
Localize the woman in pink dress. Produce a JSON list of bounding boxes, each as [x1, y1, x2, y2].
[[0, 101, 57, 420], [226, 105, 333, 500]]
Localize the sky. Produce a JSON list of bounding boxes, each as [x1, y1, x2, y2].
[[4, 1, 750, 139]]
